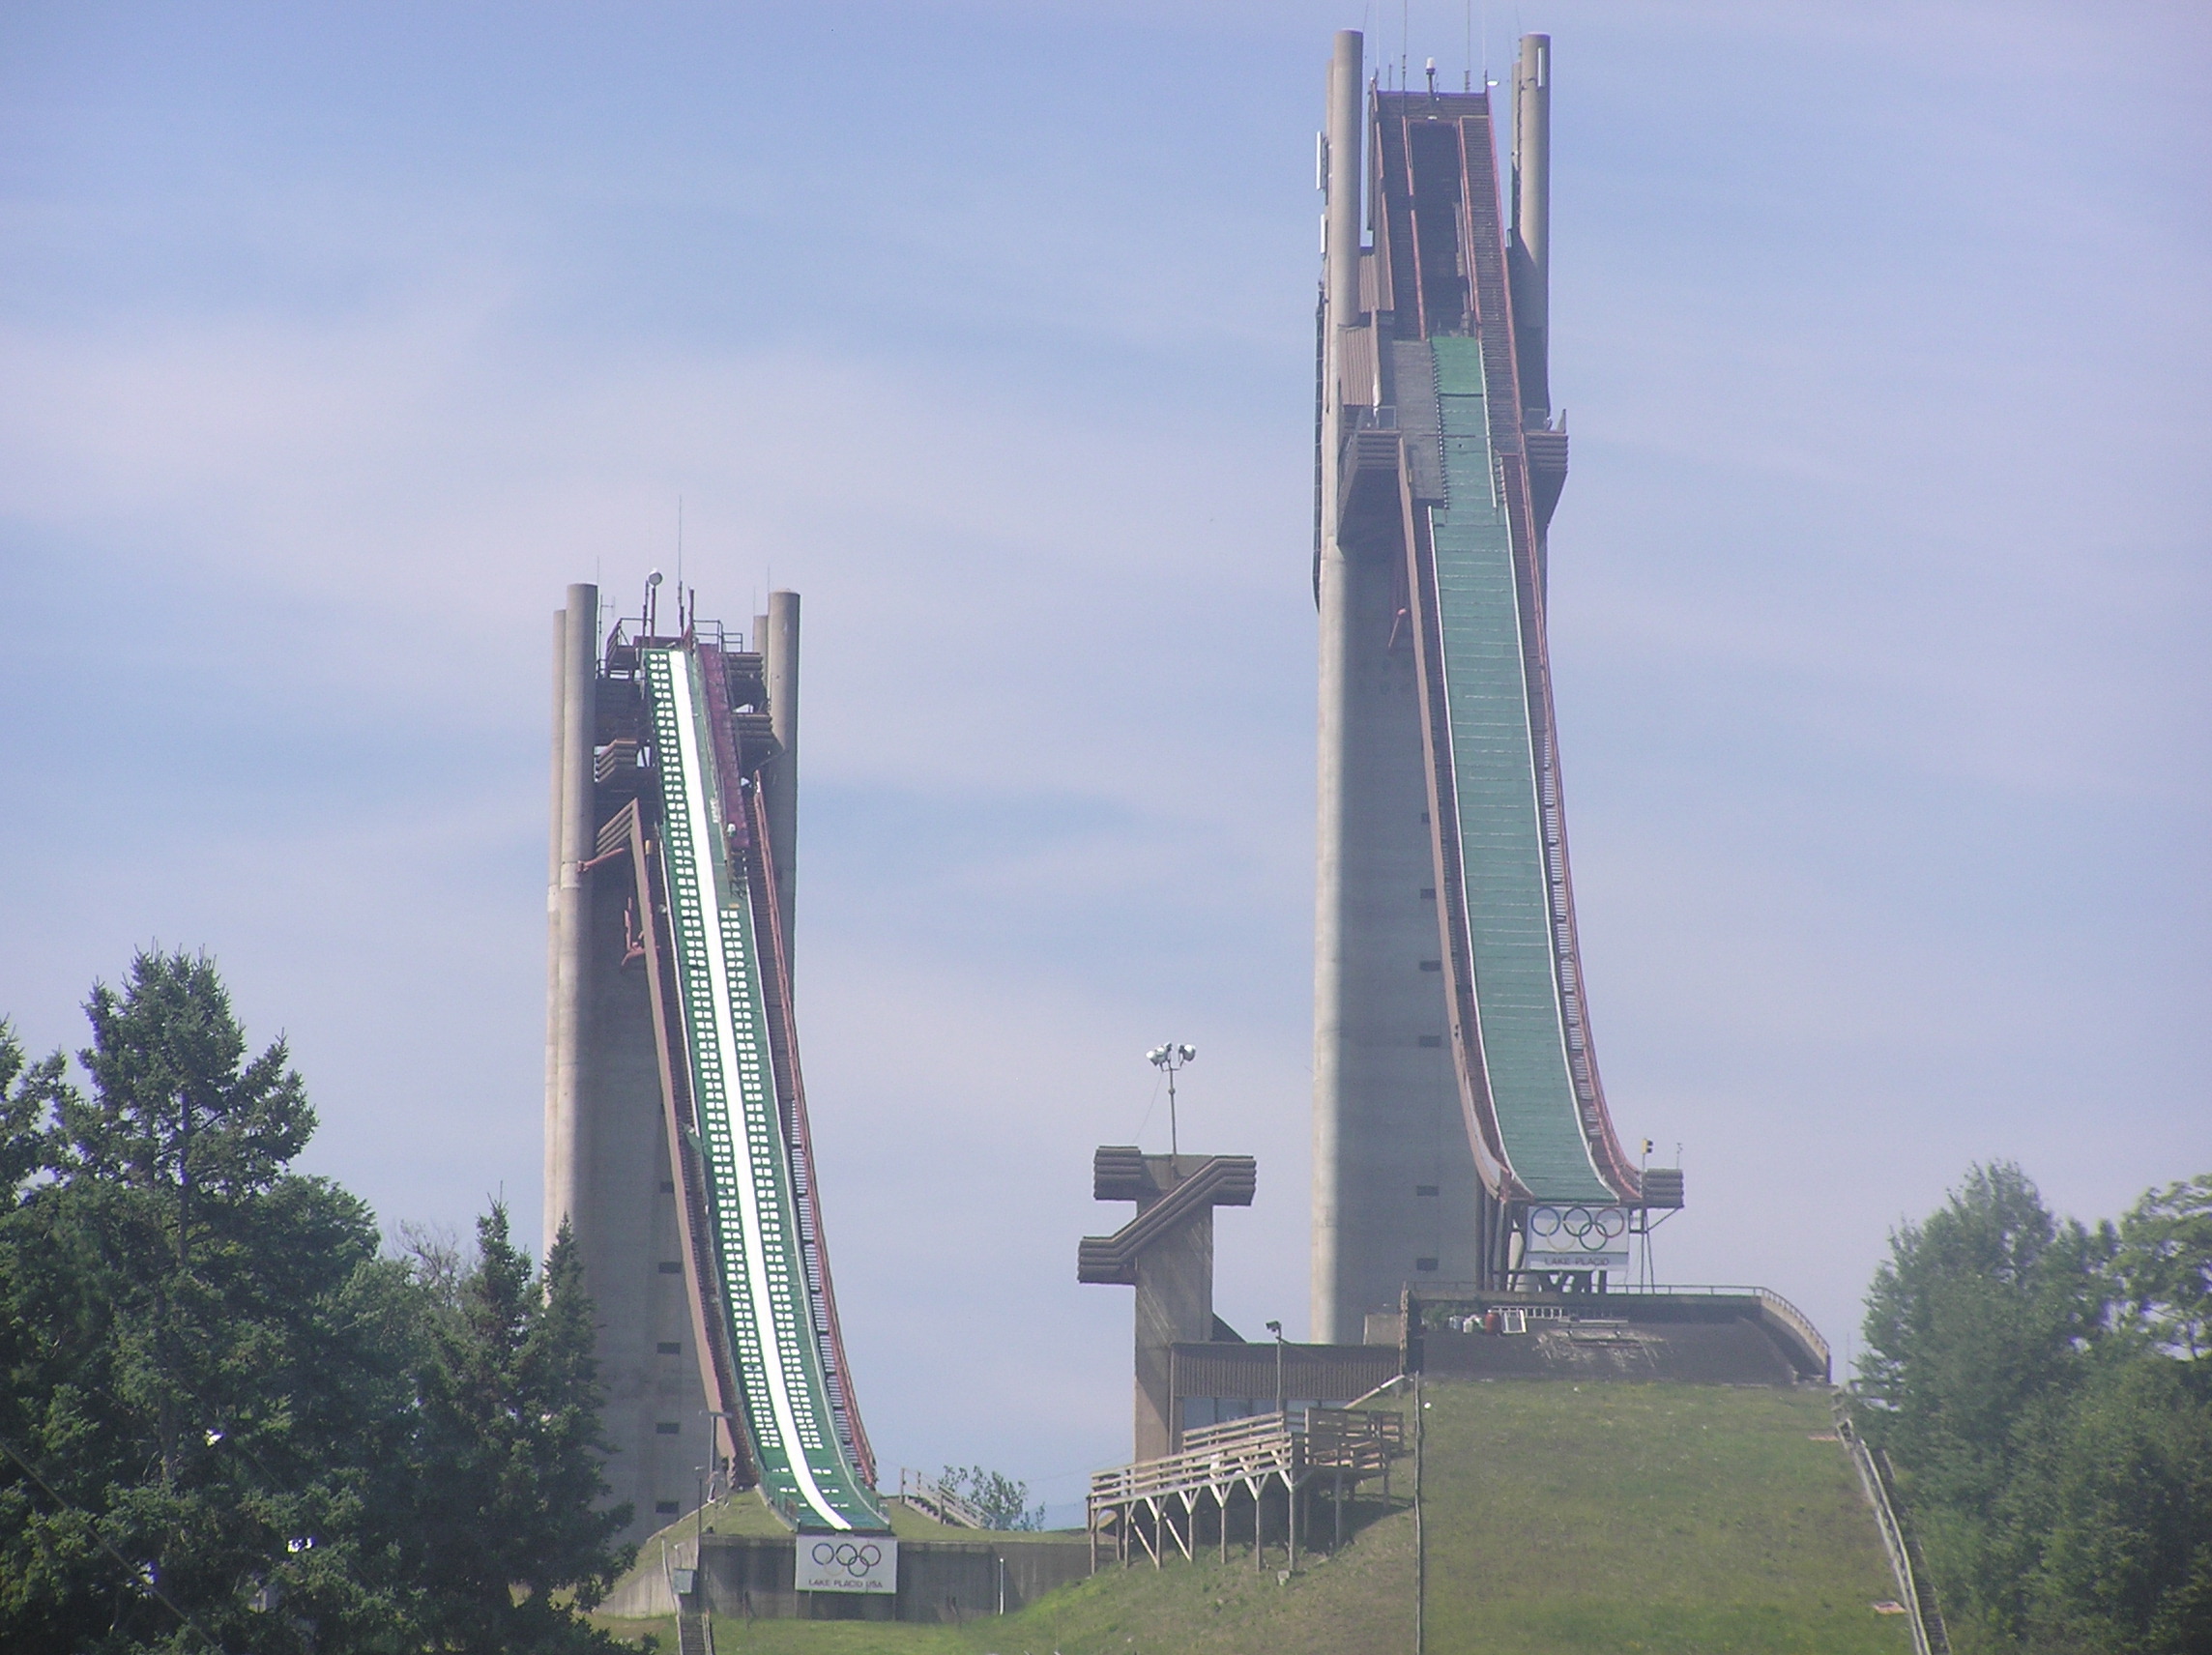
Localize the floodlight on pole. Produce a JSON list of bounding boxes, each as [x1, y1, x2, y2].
[[1266, 1319, 1287, 1416], [1146, 1042, 1197, 1157]]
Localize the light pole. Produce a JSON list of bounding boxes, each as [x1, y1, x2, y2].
[[1640, 1138, 1659, 1289], [1146, 1043, 1197, 1158], [1266, 1320, 1286, 1418], [1413, 1368, 1426, 1655], [693, 1461, 707, 1589]]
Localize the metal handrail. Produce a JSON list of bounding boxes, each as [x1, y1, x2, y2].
[[1613, 1284, 1830, 1375], [898, 1466, 989, 1530], [1410, 1281, 1832, 1375], [1836, 1403, 1947, 1655]]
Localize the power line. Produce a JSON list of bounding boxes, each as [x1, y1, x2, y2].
[[0, 1433, 233, 1652]]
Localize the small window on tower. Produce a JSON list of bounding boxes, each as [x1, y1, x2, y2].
[[1416, 1184, 1440, 1197], [657, 1262, 683, 1274], [655, 1422, 681, 1436], [659, 1180, 676, 1194], [1417, 1035, 1442, 1048], [1420, 886, 1437, 899], [655, 1500, 681, 1516], [1415, 1257, 1440, 1272], [1418, 960, 1442, 973], [656, 1342, 682, 1355]]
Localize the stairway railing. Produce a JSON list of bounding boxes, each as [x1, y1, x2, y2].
[[1836, 1399, 1949, 1655]]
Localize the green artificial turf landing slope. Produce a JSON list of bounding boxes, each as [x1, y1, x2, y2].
[[602, 1382, 1912, 1654], [1415, 1382, 1910, 1654]]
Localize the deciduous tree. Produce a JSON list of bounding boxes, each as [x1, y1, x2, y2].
[[1860, 1161, 2212, 1655]]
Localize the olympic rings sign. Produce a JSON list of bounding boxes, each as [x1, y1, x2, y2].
[[1524, 1205, 1630, 1267], [798, 1534, 898, 1594]]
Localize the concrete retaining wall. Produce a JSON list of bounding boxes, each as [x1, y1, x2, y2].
[[601, 1533, 1092, 1624]]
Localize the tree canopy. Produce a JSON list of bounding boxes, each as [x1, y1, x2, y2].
[[935, 1465, 1044, 1532], [1859, 1161, 2212, 1655], [0, 951, 634, 1653]]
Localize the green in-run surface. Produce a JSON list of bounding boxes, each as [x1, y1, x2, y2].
[[643, 645, 888, 1532], [1426, 335, 1613, 1205]]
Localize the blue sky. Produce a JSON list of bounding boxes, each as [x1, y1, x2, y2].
[[3, 0, 2206, 1518]]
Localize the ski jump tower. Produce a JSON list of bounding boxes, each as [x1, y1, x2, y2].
[[1311, 33, 1682, 1343], [545, 584, 885, 1547]]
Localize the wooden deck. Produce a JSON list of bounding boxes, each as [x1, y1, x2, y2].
[[1087, 1408, 1406, 1573]]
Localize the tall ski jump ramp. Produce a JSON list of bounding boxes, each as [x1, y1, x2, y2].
[[1312, 33, 1684, 1340], [545, 588, 885, 1544]]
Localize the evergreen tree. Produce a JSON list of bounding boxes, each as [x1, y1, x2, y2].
[[0, 952, 634, 1653], [0, 951, 403, 1651], [405, 1205, 632, 1652]]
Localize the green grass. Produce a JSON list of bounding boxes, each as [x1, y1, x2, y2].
[[1415, 1382, 1910, 1653], [598, 1383, 1913, 1654]]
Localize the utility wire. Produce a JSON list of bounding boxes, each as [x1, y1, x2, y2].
[[0, 1432, 232, 1653]]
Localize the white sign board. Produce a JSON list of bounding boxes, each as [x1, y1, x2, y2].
[[1524, 1205, 1630, 1271], [798, 1534, 897, 1595]]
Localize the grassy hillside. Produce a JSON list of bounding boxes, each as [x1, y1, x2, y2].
[[600, 1382, 1912, 1654]]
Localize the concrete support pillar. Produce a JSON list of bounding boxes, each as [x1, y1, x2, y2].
[[1132, 1179, 1214, 1466], [1324, 31, 1364, 334], [1511, 33, 1552, 425], [1311, 28, 1364, 1350], [760, 591, 800, 973], [1082, 1148, 1255, 1463], [544, 607, 569, 1263], [1311, 33, 1488, 1339], [547, 582, 597, 1263]]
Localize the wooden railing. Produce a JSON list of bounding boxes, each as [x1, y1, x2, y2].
[[1304, 1407, 1405, 1473], [1091, 1407, 1405, 1508], [1089, 1405, 1409, 1574], [1090, 1417, 1299, 1510]]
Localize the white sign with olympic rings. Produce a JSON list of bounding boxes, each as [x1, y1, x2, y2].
[[1523, 1204, 1631, 1270], [799, 1534, 897, 1594]]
